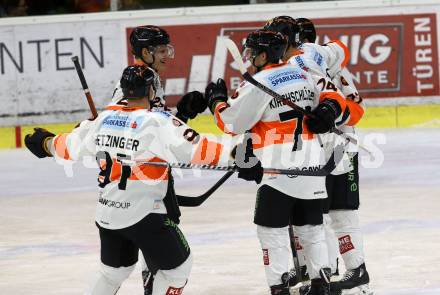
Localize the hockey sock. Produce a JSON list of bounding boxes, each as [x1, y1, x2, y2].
[[330, 210, 365, 270], [295, 224, 329, 280], [152, 254, 192, 295], [257, 225, 291, 287]]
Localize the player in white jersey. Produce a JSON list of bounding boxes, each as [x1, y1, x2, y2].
[[204, 29, 348, 295], [24, 65, 233, 295], [111, 25, 206, 121], [112, 25, 208, 294], [265, 16, 371, 295]]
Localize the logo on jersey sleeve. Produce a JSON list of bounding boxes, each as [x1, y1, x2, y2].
[[154, 110, 172, 117], [293, 56, 309, 72], [313, 50, 324, 67]]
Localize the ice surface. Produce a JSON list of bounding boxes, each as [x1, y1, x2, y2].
[[0, 129, 439, 294]]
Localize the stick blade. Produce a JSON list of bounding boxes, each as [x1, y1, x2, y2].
[[221, 37, 247, 75]]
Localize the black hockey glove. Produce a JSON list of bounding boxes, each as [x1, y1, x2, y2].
[[176, 91, 207, 122], [204, 78, 228, 113], [305, 99, 342, 134], [234, 137, 263, 184], [24, 128, 55, 158]]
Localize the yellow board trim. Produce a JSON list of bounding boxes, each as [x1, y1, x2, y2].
[[1, 104, 439, 149]]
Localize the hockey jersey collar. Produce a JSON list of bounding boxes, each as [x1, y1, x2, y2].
[[262, 61, 287, 71], [105, 105, 148, 112]]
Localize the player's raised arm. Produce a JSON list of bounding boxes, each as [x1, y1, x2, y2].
[[25, 115, 97, 161], [144, 111, 234, 168], [205, 78, 272, 135]]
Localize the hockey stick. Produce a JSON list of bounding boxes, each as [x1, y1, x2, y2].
[[221, 38, 372, 156], [287, 221, 303, 287], [71, 56, 98, 119], [176, 170, 235, 207], [149, 145, 342, 207], [136, 145, 343, 177]]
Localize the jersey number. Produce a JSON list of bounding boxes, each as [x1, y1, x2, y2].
[[96, 151, 132, 190], [317, 78, 337, 92], [279, 110, 304, 152]]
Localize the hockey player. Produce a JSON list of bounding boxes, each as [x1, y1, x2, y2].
[[112, 25, 207, 121], [296, 18, 316, 44], [114, 25, 208, 294], [24, 65, 234, 295], [205, 29, 348, 295], [265, 16, 371, 295]]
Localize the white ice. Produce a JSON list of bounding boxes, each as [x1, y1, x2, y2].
[[0, 128, 439, 295]]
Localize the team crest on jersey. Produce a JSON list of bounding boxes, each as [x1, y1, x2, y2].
[[102, 114, 144, 131]]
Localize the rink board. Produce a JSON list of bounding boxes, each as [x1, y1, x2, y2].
[[1, 0, 440, 127], [1, 104, 439, 149]]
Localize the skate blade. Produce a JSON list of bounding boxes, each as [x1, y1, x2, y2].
[[341, 284, 373, 295]]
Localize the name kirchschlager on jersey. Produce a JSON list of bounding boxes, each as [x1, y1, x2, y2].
[[213, 62, 346, 200], [49, 106, 231, 229]]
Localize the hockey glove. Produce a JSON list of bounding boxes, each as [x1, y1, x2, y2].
[[234, 137, 263, 184], [204, 78, 228, 113], [24, 128, 55, 158], [176, 91, 207, 122], [305, 99, 342, 134]]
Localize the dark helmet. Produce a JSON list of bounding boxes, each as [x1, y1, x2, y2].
[[296, 18, 316, 43], [243, 29, 288, 64], [264, 16, 300, 47], [120, 65, 155, 99], [130, 25, 170, 58]]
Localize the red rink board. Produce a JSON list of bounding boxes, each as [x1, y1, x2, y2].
[[126, 13, 439, 106]]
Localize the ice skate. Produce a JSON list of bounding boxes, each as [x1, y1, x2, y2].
[[330, 263, 373, 295]]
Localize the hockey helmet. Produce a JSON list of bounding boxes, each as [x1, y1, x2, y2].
[[130, 25, 174, 58], [243, 29, 288, 64], [296, 18, 317, 43], [120, 65, 155, 99], [264, 16, 300, 47]]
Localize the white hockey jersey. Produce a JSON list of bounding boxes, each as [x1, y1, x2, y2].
[[213, 62, 346, 199], [291, 41, 365, 129], [291, 41, 366, 174], [49, 106, 231, 229]]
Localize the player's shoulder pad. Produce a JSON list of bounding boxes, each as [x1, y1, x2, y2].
[[150, 109, 183, 125], [323, 40, 350, 67], [300, 42, 320, 50]]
